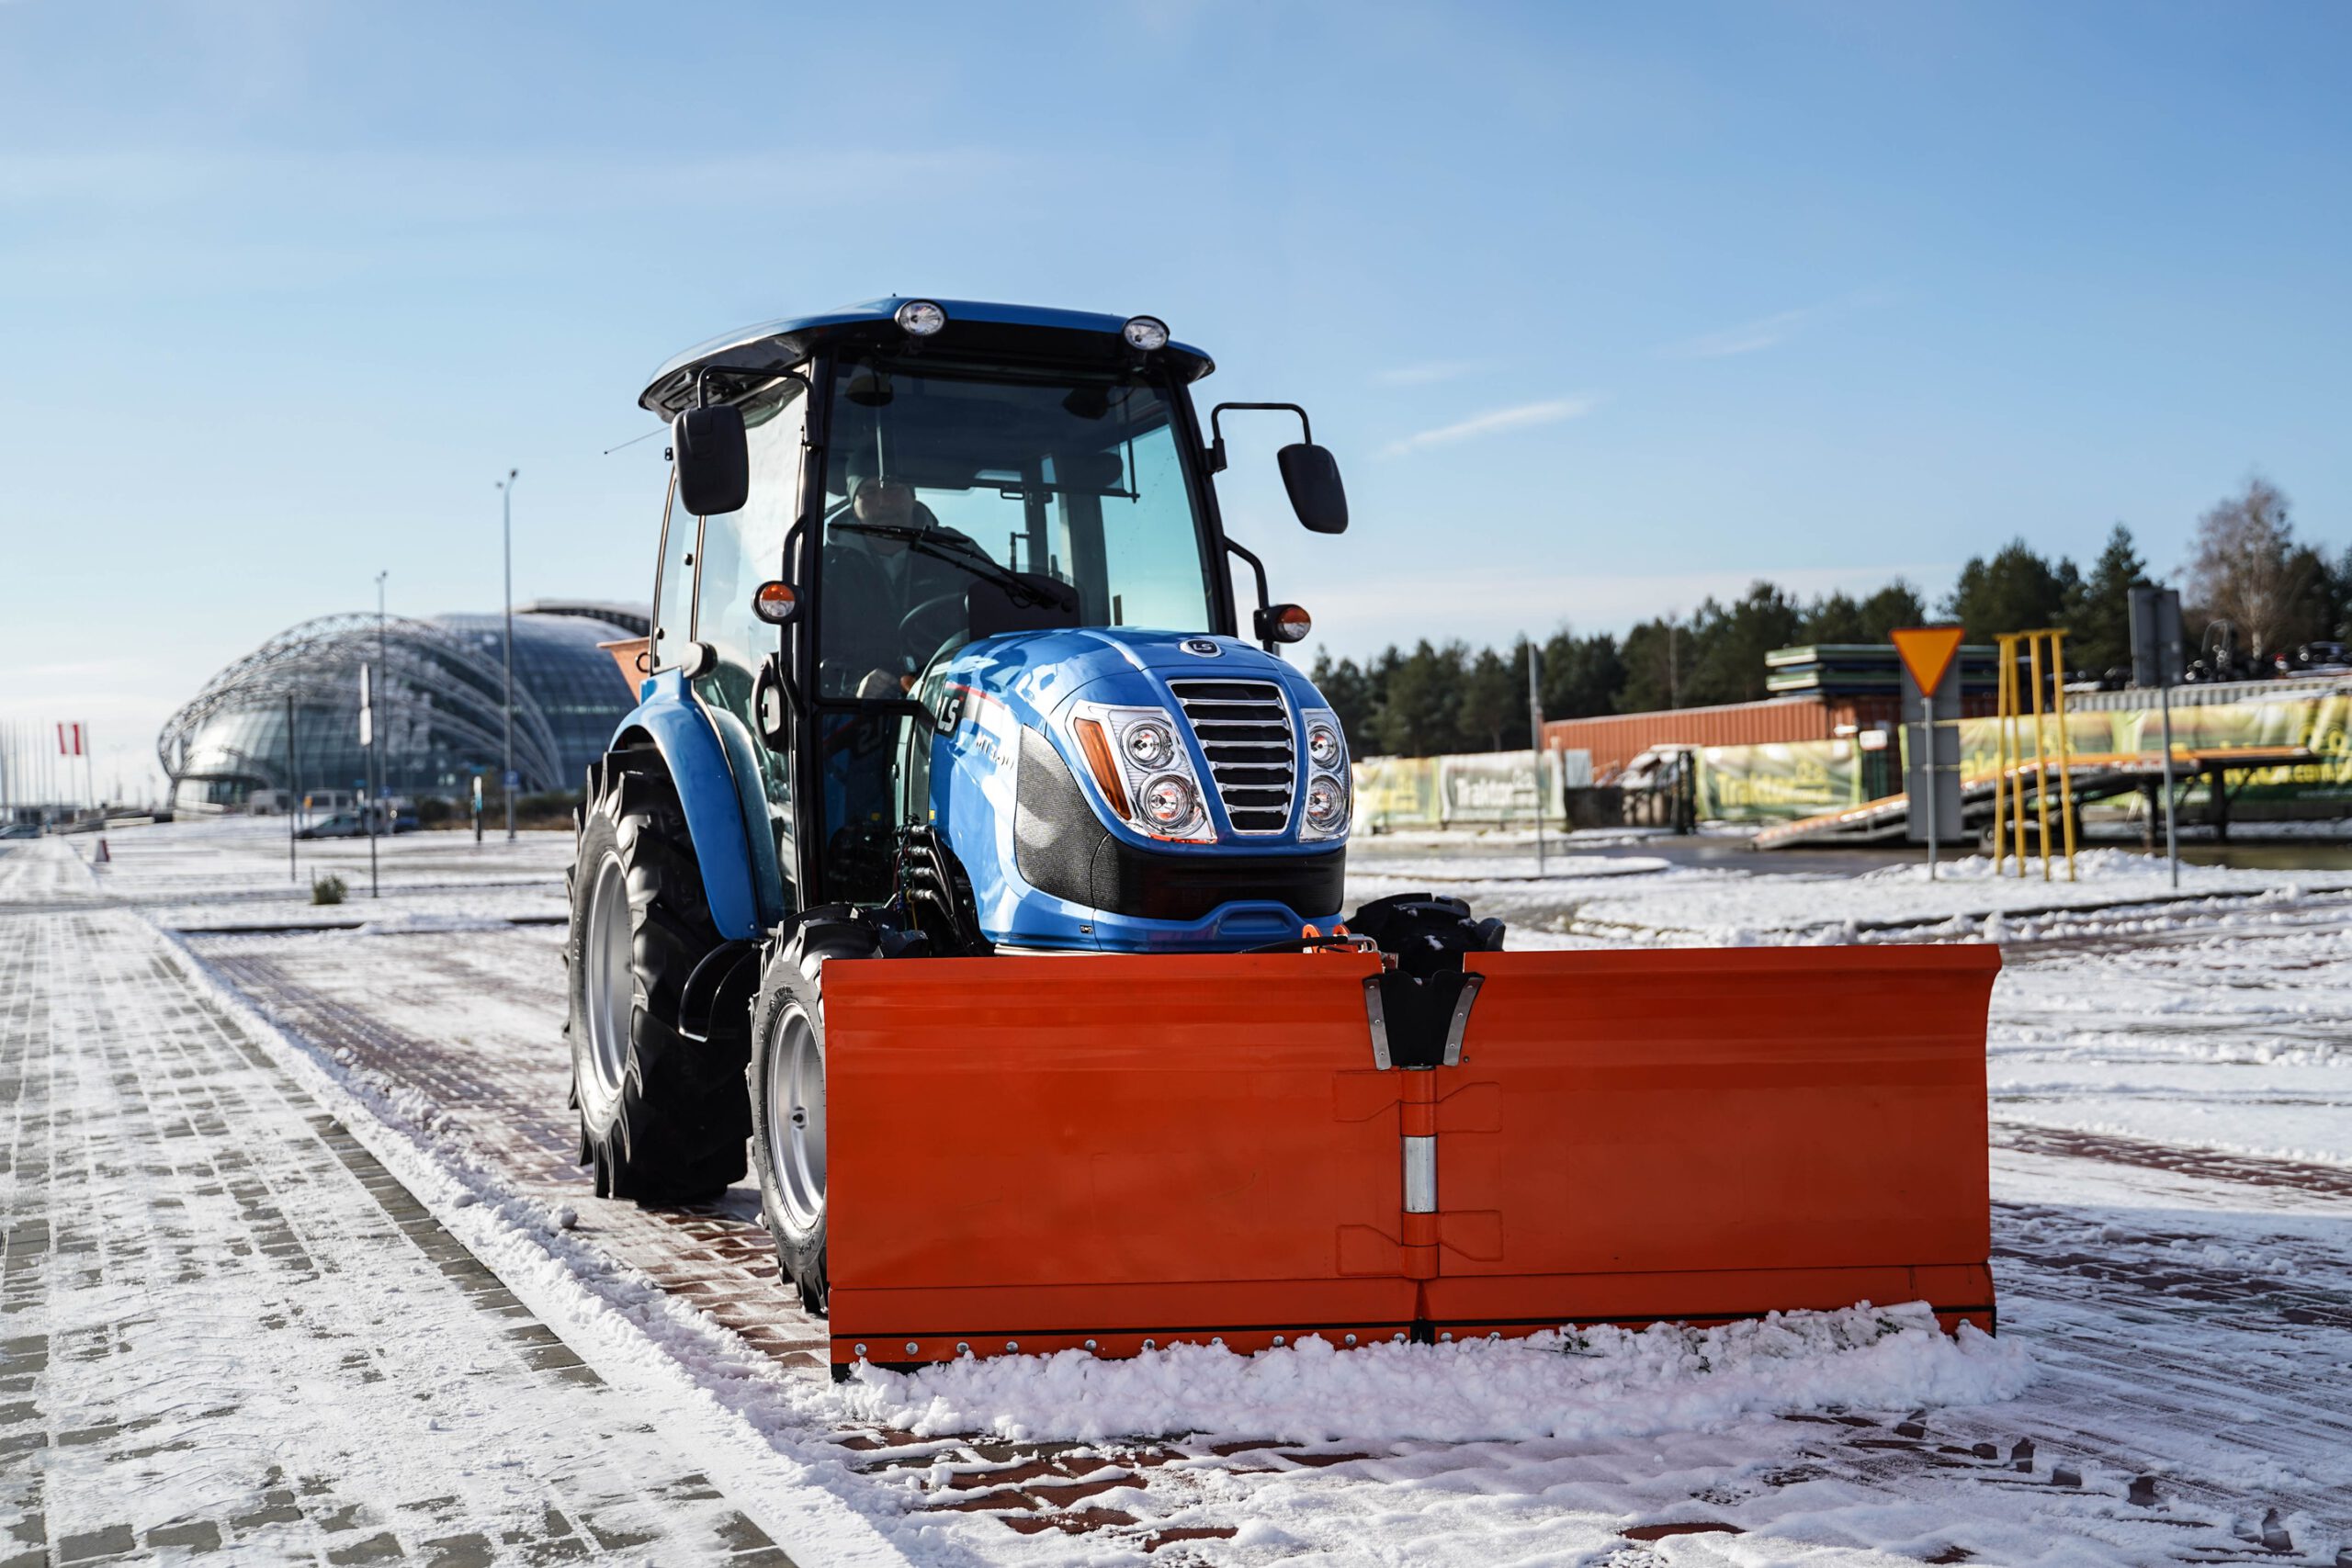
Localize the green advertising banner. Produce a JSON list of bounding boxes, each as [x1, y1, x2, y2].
[[1435, 751, 1561, 826], [1354, 756, 1442, 829], [1693, 739, 1869, 821]]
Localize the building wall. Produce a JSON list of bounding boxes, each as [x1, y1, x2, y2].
[[1543, 697, 1830, 775]]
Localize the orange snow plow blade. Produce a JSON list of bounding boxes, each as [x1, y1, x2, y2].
[[822, 943, 1999, 1372]]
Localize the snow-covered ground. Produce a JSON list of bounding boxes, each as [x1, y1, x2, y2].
[[6, 819, 2348, 1566]]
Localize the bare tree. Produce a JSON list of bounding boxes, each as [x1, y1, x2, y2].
[[2185, 477, 2314, 657]]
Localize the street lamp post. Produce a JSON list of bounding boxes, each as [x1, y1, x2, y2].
[[498, 468, 519, 841], [371, 569, 388, 897]]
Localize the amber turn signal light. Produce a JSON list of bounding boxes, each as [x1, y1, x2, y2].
[[1071, 717, 1133, 819], [1255, 603, 1313, 643], [752, 581, 797, 625]]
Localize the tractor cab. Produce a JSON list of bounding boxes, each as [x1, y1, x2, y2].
[[636, 299, 1347, 921]]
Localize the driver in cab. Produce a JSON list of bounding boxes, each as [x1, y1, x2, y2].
[[825, 452, 991, 698]]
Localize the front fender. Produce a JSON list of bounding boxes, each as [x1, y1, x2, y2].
[[610, 671, 762, 941]]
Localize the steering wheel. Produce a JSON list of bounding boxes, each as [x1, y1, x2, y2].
[[899, 590, 966, 657]]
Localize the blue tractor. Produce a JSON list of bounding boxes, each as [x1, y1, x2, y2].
[[565, 299, 1475, 1311], [569, 299, 2003, 1371]]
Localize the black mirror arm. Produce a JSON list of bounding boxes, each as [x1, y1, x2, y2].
[[1223, 537, 1278, 652], [1206, 401, 1312, 474]]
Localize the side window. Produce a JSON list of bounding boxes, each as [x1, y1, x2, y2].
[[650, 471, 695, 671], [691, 374, 808, 902], [694, 377, 808, 688]]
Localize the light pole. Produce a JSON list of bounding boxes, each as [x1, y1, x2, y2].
[[498, 469, 519, 840], [371, 569, 388, 897]]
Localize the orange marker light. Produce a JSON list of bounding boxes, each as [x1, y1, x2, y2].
[[752, 581, 797, 625], [1071, 718, 1132, 819]]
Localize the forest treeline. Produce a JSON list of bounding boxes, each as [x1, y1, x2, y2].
[[1312, 477, 2352, 758]]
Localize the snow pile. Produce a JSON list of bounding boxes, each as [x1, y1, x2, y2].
[[838, 1301, 2034, 1445], [1860, 847, 2214, 885]]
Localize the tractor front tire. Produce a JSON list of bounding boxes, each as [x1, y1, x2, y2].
[[565, 751, 749, 1201], [748, 908, 883, 1314]]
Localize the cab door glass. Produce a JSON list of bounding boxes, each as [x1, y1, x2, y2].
[[690, 372, 808, 869]]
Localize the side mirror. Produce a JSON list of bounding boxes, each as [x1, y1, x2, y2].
[[673, 404, 749, 516], [1277, 443, 1349, 535]]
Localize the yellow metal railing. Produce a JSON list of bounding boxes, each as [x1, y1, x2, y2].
[[1992, 628, 2078, 881]]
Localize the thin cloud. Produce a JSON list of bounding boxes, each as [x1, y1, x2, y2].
[[1665, 305, 1831, 359], [1375, 359, 1482, 388], [1663, 290, 1895, 360], [1382, 396, 1601, 457]]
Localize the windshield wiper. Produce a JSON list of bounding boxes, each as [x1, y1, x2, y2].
[[831, 522, 1063, 605]]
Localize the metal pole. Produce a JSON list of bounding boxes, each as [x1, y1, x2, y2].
[[1922, 691, 1938, 882], [2159, 682, 2179, 889], [501, 468, 519, 842], [2050, 629, 2078, 882], [2007, 639, 2028, 876], [1526, 640, 1546, 875], [361, 660, 379, 899], [2027, 635, 2052, 881], [1990, 643, 2009, 874], [286, 693, 298, 882], [375, 572, 389, 897]]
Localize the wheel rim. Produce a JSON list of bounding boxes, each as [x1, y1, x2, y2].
[[582, 852, 632, 1112], [766, 1007, 826, 1230]]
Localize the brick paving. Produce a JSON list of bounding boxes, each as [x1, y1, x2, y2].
[[0, 907, 798, 1565], [188, 931, 831, 1373]]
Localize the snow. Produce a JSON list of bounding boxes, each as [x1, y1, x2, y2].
[[840, 1306, 2035, 1447], [11, 820, 2352, 1566]]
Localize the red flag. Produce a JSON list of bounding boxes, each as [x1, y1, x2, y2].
[[58, 722, 85, 757]]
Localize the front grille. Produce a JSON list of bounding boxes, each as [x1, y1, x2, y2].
[[1170, 679, 1295, 834]]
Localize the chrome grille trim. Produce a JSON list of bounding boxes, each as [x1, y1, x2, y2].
[[1170, 679, 1295, 835]]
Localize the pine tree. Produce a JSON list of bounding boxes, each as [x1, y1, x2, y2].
[[2061, 524, 2147, 678]]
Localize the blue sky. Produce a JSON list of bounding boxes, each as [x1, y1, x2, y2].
[[4, 1, 2347, 796]]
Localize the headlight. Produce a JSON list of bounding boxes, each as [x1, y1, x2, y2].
[[1122, 315, 1170, 351], [1069, 699, 1216, 842], [1305, 775, 1349, 834], [894, 299, 946, 336], [1123, 719, 1175, 769], [1139, 773, 1202, 831], [1306, 722, 1342, 770]]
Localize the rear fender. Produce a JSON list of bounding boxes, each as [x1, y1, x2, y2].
[[611, 671, 762, 941]]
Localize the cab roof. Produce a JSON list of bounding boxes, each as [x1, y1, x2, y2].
[[637, 297, 1216, 420]]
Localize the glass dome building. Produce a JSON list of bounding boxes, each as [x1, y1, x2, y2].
[[160, 603, 648, 812]]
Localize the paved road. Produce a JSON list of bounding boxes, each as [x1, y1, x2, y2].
[[0, 906, 797, 1566]]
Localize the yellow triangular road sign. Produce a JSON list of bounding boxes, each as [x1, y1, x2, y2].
[[1891, 626, 1965, 697]]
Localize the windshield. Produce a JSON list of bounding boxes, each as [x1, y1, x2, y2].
[[815, 353, 1216, 699]]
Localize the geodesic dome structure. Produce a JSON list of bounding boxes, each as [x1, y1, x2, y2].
[[159, 607, 643, 811]]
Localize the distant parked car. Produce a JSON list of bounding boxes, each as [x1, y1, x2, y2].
[[0, 823, 40, 840], [298, 808, 413, 839], [2289, 640, 2350, 674]]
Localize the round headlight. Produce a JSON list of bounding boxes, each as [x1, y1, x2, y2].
[[1122, 315, 1170, 352], [1138, 773, 1201, 831], [1306, 723, 1341, 769], [894, 299, 946, 336], [1306, 776, 1350, 834], [1123, 720, 1175, 769]]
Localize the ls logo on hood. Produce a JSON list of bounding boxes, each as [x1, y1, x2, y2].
[[1180, 638, 1222, 657]]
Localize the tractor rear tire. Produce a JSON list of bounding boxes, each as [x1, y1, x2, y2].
[[748, 907, 884, 1314], [565, 750, 750, 1202]]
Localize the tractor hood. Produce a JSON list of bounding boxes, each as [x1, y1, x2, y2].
[[942, 627, 1328, 719], [919, 626, 1352, 951]]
